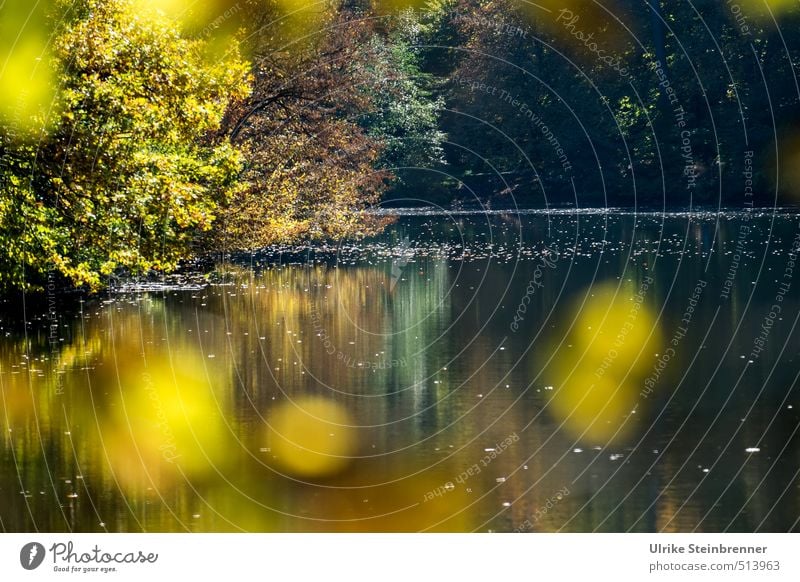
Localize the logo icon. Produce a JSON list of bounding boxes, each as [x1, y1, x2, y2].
[[20, 542, 45, 570]]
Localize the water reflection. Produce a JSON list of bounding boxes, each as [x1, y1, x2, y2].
[[1, 211, 799, 532]]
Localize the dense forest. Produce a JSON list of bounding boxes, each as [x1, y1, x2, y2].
[[423, 0, 800, 210], [1, 0, 798, 290]]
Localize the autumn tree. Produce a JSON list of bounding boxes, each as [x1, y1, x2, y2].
[[217, 12, 387, 250], [0, 0, 250, 290], [216, 5, 446, 249]]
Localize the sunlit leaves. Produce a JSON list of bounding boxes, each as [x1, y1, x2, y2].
[[360, 16, 447, 172], [0, 0, 57, 134], [217, 13, 393, 250], [99, 351, 231, 489], [0, 0, 250, 290], [546, 281, 662, 445], [373, 0, 431, 14], [741, 0, 799, 19], [266, 397, 356, 478]]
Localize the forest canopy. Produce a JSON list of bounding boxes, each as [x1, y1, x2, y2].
[[0, 0, 798, 290]]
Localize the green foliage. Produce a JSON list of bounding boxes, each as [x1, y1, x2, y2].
[[359, 10, 447, 172], [0, 0, 250, 290], [423, 0, 800, 207], [5, 0, 795, 292]]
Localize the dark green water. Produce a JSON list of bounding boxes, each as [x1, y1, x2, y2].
[[2, 209, 799, 532]]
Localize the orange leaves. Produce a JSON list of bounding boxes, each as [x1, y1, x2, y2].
[[217, 14, 391, 251]]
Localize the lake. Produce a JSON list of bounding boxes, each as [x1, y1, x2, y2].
[[1, 209, 799, 532]]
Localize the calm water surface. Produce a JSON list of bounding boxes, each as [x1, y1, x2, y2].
[[2, 209, 799, 532]]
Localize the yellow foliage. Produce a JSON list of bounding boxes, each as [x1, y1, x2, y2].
[[0, 1, 56, 134], [741, 0, 798, 18], [547, 368, 637, 443], [98, 351, 230, 489], [571, 283, 660, 376], [266, 397, 356, 478], [546, 281, 661, 445]]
